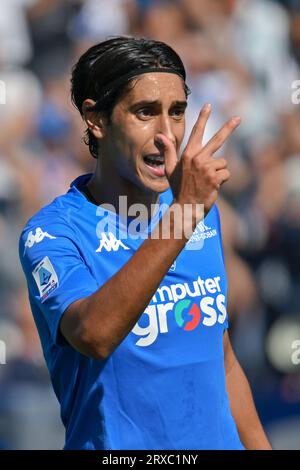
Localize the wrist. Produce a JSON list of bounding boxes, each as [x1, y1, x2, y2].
[[171, 199, 204, 240]]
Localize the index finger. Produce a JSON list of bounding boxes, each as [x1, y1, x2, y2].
[[185, 103, 212, 151], [201, 116, 241, 156], [154, 133, 178, 178]]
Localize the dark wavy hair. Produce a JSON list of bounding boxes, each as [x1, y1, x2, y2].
[[71, 36, 189, 159]]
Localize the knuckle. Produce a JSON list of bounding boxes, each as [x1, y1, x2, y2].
[[182, 150, 192, 160], [206, 170, 216, 184], [207, 165, 216, 177], [214, 135, 223, 147], [219, 157, 227, 167], [200, 159, 210, 171], [193, 158, 203, 170], [190, 125, 197, 135], [218, 169, 230, 183]]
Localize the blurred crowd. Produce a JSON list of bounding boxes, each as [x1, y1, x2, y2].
[[0, 0, 300, 449]]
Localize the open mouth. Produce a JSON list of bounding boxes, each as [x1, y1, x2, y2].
[[143, 154, 166, 177], [143, 154, 165, 168]]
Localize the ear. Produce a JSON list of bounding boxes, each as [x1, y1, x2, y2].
[[82, 99, 107, 139]]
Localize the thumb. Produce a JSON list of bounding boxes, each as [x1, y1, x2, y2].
[[154, 133, 178, 178]]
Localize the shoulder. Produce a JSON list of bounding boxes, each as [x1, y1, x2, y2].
[[19, 190, 84, 262]]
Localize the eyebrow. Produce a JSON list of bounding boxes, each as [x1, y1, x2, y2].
[[130, 100, 188, 109]]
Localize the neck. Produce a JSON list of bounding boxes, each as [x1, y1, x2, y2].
[[87, 160, 160, 216]]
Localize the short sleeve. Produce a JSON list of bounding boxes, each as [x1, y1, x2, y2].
[[19, 219, 99, 346]]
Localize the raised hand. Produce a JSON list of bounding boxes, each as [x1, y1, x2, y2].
[[155, 104, 241, 220]]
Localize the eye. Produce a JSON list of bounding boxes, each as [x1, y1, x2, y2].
[[170, 107, 185, 119], [136, 107, 156, 119]]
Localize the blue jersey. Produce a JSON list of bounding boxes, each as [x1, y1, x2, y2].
[[19, 174, 244, 450]]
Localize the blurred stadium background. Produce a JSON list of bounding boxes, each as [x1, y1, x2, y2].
[[0, 0, 300, 449]]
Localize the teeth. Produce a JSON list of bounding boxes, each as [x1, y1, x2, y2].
[[144, 155, 165, 166]]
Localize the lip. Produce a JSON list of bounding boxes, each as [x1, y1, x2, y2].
[[145, 153, 164, 158], [143, 154, 166, 177], [144, 162, 166, 177]]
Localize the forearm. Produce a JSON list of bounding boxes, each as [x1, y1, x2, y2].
[[226, 359, 272, 450], [62, 107, 239, 359], [62, 203, 197, 359]]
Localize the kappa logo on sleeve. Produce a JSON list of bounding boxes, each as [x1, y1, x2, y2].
[[96, 232, 130, 252], [32, 256, 59, 302], [23, 227, 57, 255]]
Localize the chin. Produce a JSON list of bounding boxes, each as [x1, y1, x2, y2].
[[126, 166, 167, 192], [149, 179, 170, 194], [138, 174, 170, 194]]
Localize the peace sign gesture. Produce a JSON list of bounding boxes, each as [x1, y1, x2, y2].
[[155, 104, 241, 220]]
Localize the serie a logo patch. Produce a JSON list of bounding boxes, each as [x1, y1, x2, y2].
[[32, 256, 59, 302]]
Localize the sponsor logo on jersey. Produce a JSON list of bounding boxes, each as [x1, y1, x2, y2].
[[96, 232, 130, 252], [32, 256, 58, 302], [132, 275, 227, 347], [185, 221, 217, 251], [169, 261, 176, 272], [23, 227, 56, 254]]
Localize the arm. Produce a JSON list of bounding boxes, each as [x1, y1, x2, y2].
[[60, 107, 239, 360], [224, 331, 272, 450], [61, 205, 190, 359]]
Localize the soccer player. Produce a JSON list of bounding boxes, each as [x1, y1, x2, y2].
[[19, 37, 271, 450]]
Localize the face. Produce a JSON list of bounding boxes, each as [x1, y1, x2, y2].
[[102, 72, 187, 193]]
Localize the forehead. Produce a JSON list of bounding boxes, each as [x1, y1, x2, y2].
[[123, 72, 186, 103]]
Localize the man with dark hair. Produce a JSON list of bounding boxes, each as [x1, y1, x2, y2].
[[19, 36, 271, 450]]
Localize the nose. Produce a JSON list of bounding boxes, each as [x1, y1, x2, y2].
[[157, 114, 176, 146]]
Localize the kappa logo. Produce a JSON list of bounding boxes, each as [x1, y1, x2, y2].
[[23, 227, 56, 254], [96, 232, 130, 252]]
